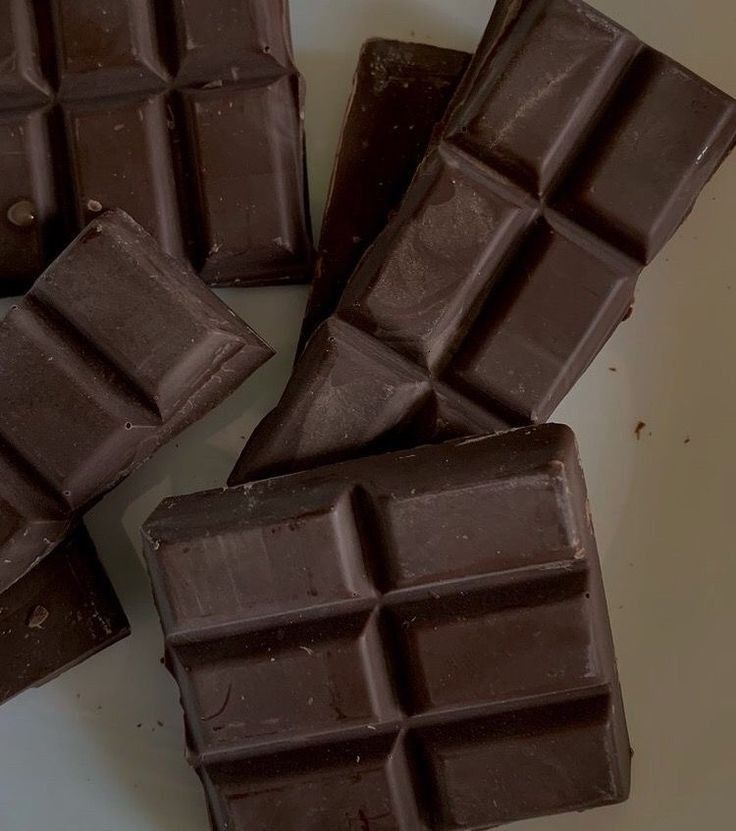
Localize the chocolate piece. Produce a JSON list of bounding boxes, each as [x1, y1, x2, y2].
[[0, 0, 311, 296], [232, 0, 736, 483], [0, 525, 129, 705], [0, 209, 273, 593], [299, 40, 469, 352], [144, 424, 630, 830]]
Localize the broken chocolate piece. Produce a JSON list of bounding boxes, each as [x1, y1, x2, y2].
[[0, 209, 273, 593], [144, 424, 631, 830], [232, 0, 736, 483], [0, 525, 129, 706], [0, 0, 311, 295]]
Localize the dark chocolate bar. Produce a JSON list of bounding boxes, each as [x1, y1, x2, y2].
[[232, 0, 736, 483], [144, 424, 630, 830], [299, 39, 469, 352], [0, 0, 311, 296], [0, 209, 273, 594], [0, 524, 129, 705]]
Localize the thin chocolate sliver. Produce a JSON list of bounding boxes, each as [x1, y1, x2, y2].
[[299, 39, 469, 352], [232, 0, 736, 484], [0, 525, 129, 705], [0, 209, 273, 593], [0, 0, 311, 295], [144, 424, 630, 830]]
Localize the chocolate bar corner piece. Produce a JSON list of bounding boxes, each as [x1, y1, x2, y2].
[[0, 209, 273, 593], [234, 0, 736, 483], [145, 424, 631, 829], [299, 39, 470, 352], [0, 525, 129, 706], [0, 0, 311, 296]]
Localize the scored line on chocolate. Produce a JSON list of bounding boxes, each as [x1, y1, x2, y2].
[[235, 0, 736, 480], [338, 45, 667, 407], [145, 426, 629, 829]]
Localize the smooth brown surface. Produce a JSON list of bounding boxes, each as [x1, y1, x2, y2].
[[145, 424, 630, 830], [0, 0, 311, 295], [232, 0, 736, 483], [0, 210, 273, 593], [0, 525, 129, 705], [299, 39, 469, 352]]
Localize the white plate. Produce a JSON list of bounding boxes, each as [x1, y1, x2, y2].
[[0, 1, 734, 829]]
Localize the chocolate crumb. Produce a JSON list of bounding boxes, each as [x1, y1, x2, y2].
[[634, 421, 647, 441], [27, 605, 49, 629], [684, 436, 691, 444], [608, 367, 617, 372], [7, 199, 36, 227]]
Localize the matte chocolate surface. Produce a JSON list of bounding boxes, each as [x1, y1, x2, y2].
[[0, 210, 273, 593], [0, 0, 311, 295], [144, 424, 630, 830], [299, 39, 469, 352], [232, 0, 736, 483], [0, 525, 129, 705]]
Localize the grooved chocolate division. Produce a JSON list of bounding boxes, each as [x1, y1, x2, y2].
[[0, 210, 273, 593], [144, 425, 631, 830], [0, 525, 129, 705], [232, 0, 736, 483], [299, 39, 470, 352], [0, 0, 311, 295]]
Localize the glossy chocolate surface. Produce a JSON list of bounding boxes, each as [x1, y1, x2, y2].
[[0, 210, 273, 593], [0, 0, 311, 295], [145, 424, 630, 830], [232, 0, 736, 483], [0, 525, 129, 705]]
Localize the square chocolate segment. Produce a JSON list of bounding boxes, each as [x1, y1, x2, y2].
[[51, 0, 169, 99], [447, 221, 636, 420], [446, 0, 638, 195], [384, 573, 596, 713], [174, 612, 399, 753], [234, 0, 735, 482], [0, 0, 50, 107], [554, 50, 736, 262], [339, 150, 535, 370], [0, 109, 58, 293], [201, 737, 414, 831], [62, 92, 186, 257], [155, 487, 375, 631], [171, 0, 295, 85], [145, 424, 630, 829], [414, 695, 625, 828], [0, 0, 310, 295], [179, 75, 307, 284]]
